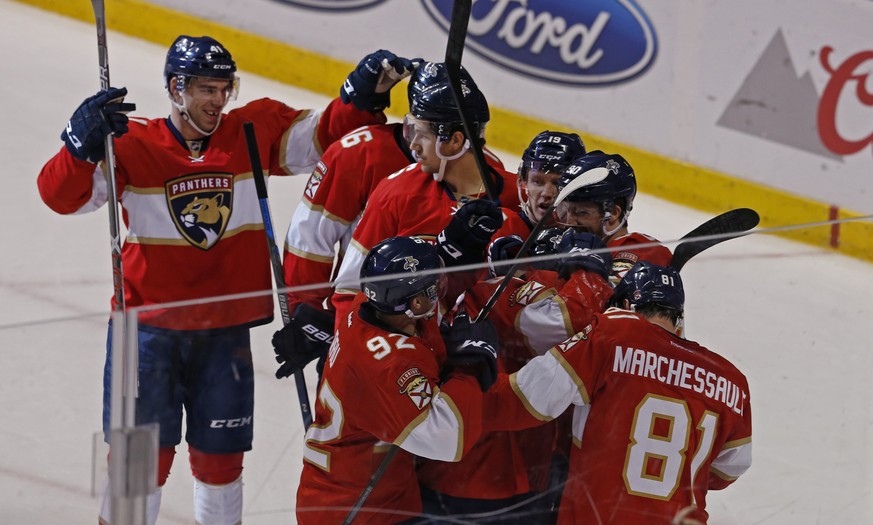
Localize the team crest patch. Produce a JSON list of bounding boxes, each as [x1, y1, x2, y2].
[[166, 173, 233, 250], [509, 280, 546, 307], [615, 251, 640, 264], [397, 368, 432, 410], [304, 162, 327, 200], [611, 256, 637, 282], [556, 325, 592, 353]]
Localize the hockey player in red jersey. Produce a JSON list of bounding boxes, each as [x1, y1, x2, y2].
[[487, 262, 753, 524], [37, 34, 416, 525], [296, 236, 499, 524], [555, 151, 673, 284], [461, 229, 614, 521], [273, 60, 519, 382], [490, 129, 588, 246], [330, 62, 520, 319], [513, 130, 587, 230], [280, 122, 416, 309], [277, 54, 422, 381], [274, 121, 418, 383]]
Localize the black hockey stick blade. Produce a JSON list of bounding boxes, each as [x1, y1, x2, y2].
[[243, 122, 313, 430], [444, 0, 498, 201], [670, 208, 760, 271]]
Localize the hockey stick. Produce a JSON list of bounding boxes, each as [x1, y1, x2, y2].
[[243, 122, 313, 430], [342, 3, 486, 519], [670, 208, 760, 271], [472, 167, 610, 322], [91, 0, 126, 314], [444, 0, 498, 201], [342, 445, 400, 525]]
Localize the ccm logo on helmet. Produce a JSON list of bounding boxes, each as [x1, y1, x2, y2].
[[421, 0, 657, 86], [210, 416, 252, 428]]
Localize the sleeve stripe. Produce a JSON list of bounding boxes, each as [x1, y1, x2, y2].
[[286, 245, 335, 263], [549, 348, 591, 405], [281, 109, 322, 175], [511, 351, 585, 420], [722, 436, 752, 449], [711, 440, 752, 480], [394, 387, 466, 462], [509, 372, 553, 422]]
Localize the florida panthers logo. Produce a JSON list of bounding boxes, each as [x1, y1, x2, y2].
[[402, 256, 419, 272], [605, 159, 621, 174], [166, 173, 233, 250], [397, 368, 433, 410]]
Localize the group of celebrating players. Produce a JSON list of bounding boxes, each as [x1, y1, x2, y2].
[[37, 34, 751, 525]]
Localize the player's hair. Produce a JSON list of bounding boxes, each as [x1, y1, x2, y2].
[[635, 302, 683, 326]]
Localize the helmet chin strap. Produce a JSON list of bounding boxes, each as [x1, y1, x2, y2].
[[518, 181, 533, 218], [601, 211, 628, 238], [405, 302, 437, 320], [432, 137, 470, 182], [169, 92, 222, 138]]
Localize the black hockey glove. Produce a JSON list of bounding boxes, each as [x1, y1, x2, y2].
[[61, 87, 136, 163], [440, 312, 499, 392], [556, 230, 612, 281], [340, 50, 421, 112], [437, 199, 504, 268], [272, 303, 336, 379], [487, 235, 524, 277]]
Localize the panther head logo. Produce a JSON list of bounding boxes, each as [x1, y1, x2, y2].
[[166, 174, 234, 250], [179, 194, 231, 248]]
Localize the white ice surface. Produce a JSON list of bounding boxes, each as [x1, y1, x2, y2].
[[1, 1, 872, 523]]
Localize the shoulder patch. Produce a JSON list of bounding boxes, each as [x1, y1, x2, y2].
[[397, 368, 432, 410], [509, 280, 546, 307], [614, 251, 640, 264], [556, 325, 592, 353], [304, 161, 327, 200]]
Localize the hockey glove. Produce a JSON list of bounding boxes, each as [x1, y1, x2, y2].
[[487, 235, 524, 277], [440, 312, 499, 392], [340, 50, 420, 112], [61, 87, 136, 163], [556, 230, 612, 281], [272, 303, 336, 379], [437, 199, 504, 268]]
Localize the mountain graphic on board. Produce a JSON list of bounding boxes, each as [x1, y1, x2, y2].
[[717, 29, 841, 160]]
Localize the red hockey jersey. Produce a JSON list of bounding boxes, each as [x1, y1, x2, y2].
[[282, 123, 414, 308], [452, 269, 613, 492], [38, 98, 381, 330], [609, 231, 673, 284], [330, 154, 520, 320], [296, 295, 484, 524], [489, 310, 753, 524]]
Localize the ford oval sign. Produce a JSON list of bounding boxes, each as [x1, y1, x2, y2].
[[421, 0, 658, 86], [270, 0, 387, 11]]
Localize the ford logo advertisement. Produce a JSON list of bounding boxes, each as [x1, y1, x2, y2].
[[270, 0, 387, 11], [421, 0, 658, 86]]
